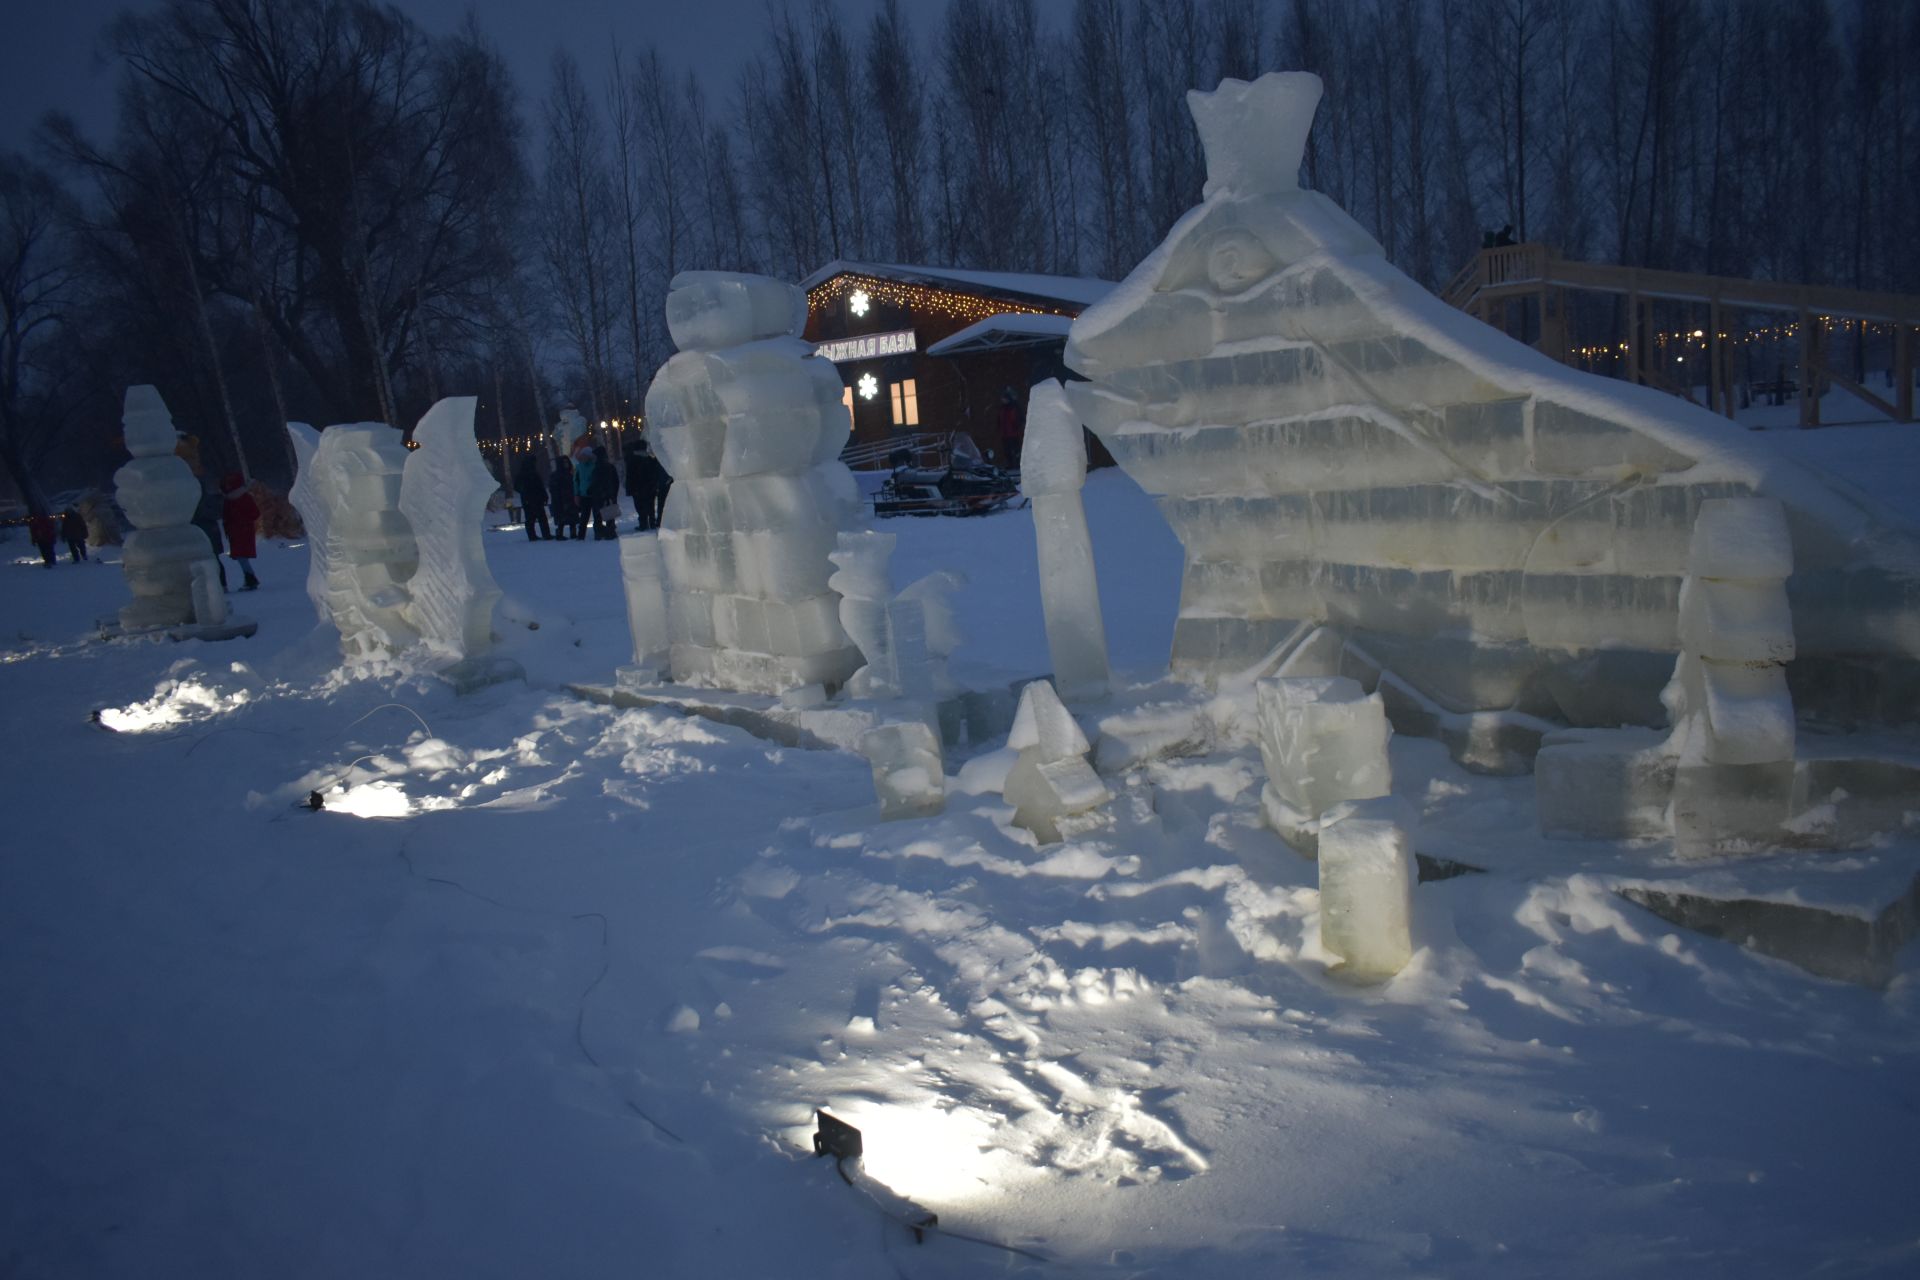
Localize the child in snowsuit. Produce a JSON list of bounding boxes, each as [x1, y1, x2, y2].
[[60, 508, 88, 562], [220, 473, 260, 590]]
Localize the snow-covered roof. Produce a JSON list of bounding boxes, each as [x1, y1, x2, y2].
[[802, 260, 1114, 310], [925, 312, 1076, 357]]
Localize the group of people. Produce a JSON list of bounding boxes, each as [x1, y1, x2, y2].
[[24, 508, 90, 567], [22, 471, 259, 591], [511, 433, 671, 543]]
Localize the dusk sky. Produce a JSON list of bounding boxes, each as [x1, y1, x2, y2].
[[0, 0, 928, 153]]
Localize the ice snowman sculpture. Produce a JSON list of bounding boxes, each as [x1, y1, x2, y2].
[[114, 385, 217, 629], [643, 272, 863, 693]]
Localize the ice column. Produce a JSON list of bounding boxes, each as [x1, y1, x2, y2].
[[1021, 380, 1110, 702], [1667, 497, 1796, 855], [1317, 799, 1416, 981], [399, 396, 501, 659], [860, 721, 947, 820], [114, 386, 215, 629], [1001, 679, 1113, 843], [646, 271, 862, 693], [618, 534, 670, 688], [1256, 675, 1393, 854]]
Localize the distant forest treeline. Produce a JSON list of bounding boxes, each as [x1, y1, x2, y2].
[[1, 0, 1915, 504]]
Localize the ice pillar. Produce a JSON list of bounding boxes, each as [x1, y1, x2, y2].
[[1667, 497, 1797, 855], [1021, 380, 1109, 702], [1256, 675, 1393, 855], [618, 534, 670, 687], [1317, 800, 1416, 981], [114, 386, 216, 629]]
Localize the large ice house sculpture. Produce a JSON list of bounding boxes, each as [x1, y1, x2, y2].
[[1064, 71, 1920, 736], [644, 271, 863, 693]]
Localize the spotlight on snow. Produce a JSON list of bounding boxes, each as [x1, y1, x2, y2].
[[814, 1100, 1012, 1208]]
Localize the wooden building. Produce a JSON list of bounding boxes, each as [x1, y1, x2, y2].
[[801, 261, 1113, 466]]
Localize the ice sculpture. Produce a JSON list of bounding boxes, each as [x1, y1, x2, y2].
[[1022, 380, 1110, 702], [114, 386, 216, 629], [552, 406, 589, 458], [645, 271, 862, 693], [1064, 71, 1920, 739], [828, 531, 897, 695], [1256, 675, 1393, 853], [860, 720, 947, 820], [1001, 679, 1112, 843], [287, 399, 502, 662], [618, 534, 671, 687], [399, 396, 501, 658], [1317, 799, 1416, 981], [286, 422, 419, 658], [828, 531, 966, 701]]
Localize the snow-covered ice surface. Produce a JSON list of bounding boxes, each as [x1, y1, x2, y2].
[[2, 459, 1918, 1278]]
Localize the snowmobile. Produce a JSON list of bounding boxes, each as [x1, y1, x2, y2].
[[871, 433, 1024, 518]]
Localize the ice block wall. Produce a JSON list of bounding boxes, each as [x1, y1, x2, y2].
[[644, 271, 863, 693], [1065, 72, 1920, 732]]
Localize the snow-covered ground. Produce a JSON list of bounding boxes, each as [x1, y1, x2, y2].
[[3, 432, 1918, 1278]]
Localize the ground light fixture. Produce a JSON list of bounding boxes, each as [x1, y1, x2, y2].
[[812, 1110, 938, 1243]]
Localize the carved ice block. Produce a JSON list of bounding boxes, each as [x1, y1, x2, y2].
[[1317, 799, 1415, 980], [1256, 676, 1392, 820], [861, 721, 947, 821]]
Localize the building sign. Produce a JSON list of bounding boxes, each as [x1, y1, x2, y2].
[[814, 329, 917, 364]]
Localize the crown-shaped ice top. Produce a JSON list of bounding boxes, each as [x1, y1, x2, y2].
[[1187, 72, 1323, 199]]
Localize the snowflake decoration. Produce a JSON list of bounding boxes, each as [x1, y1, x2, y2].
[[857, 372, 879, 401], [848, 289, 871, 317]]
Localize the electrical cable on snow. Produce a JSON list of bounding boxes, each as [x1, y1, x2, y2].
[[387, 832, 687, 1146], [832, 1155, 1052, 1266]]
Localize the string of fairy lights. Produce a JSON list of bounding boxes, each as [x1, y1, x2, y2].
[[807, 273, 1074, 325], [1568, 316, 1914, 366]]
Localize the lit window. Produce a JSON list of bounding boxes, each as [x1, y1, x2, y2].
[[890, 378, 919, 427], [842, 384, 855, 430]]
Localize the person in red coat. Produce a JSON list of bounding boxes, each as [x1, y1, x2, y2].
[[220, 473, 261, 590], [26, 510, 57, 567]]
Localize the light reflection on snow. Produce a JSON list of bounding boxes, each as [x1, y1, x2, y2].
[[323, 779, 457, 818], [97, 679, 252, 732]]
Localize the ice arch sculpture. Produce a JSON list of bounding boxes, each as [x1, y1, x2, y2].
[[1064, 72, 1920, 733]]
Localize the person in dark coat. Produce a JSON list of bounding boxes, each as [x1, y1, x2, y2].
[[26, 510, 58, 567], [513, 451, 551, 540], [586, 444, 620, 540], [191, 480, 228, 590], [220, 473, 260, 590], [549, 453, 577, 540], [628, 438, 671, 532], [59, 508, 88, 562]]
